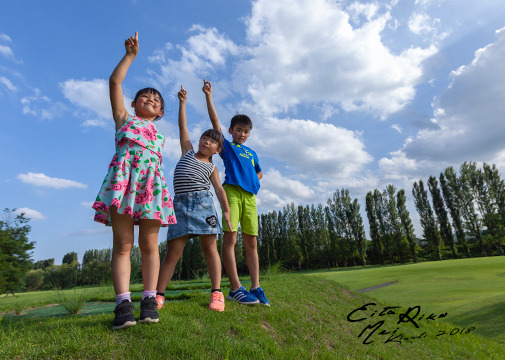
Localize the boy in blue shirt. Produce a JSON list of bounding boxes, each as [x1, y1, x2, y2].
[[203, 80, 270, 306]]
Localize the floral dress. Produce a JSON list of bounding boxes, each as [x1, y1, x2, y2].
[[92, 115, 177, 226]]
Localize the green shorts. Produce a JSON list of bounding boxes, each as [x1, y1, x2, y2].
[[223, 184, 258, 236]]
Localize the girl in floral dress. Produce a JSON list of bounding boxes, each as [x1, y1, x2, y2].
[[92, 32, 176, 329]]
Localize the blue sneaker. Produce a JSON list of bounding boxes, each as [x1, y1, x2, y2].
[[250, 287, 270, 306], [227, 286, 259, 305]]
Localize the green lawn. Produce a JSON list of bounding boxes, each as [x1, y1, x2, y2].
[[1, 272, 504, 359], [310, 256, 505, 344]]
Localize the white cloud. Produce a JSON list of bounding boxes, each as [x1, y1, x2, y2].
[[347, 2, 380, 22], [60, 78, 111, 120], [0, 33, 12, 42], [80, 201, 95, 208], [14, 208, 46, 220], [150, 25, 239, 93], [391, 124, 402, 133], [254, 116, 373, 180], [237, 0, 436, 118], [380, 27, 505, 180], [157, 120, 185, 161], [17, 172, 88, 189], [81, 119, 111, 129], [408, 12, 439, 35], [0, 33, 21, 63], [258, 169, 316, 209], [59, 228, 111, 237], [0, 76, 16, 92], [20, 88, 65, 120], [0, 44, 15, 61]]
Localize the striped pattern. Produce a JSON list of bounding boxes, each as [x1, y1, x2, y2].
[[173, 150, 215, 194], [226, 286, 260, 304]]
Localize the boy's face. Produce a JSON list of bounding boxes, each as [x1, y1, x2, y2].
[[229, 125, 251, 145]]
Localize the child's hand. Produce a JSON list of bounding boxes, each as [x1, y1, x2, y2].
[[178, 85, 187, 103], [202, 79, 212, 97], [124, 32, 139, 56], [224, 211, 233, 232]]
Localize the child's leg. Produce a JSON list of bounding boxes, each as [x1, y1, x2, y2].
[[242, 233, 260, 289], [222, 231, 242, 291], [138, 219, 161, 292], [157, 235, 189, 293], [200, 234, 221, 290], [110, 207, 135, 295], [201, 234, 225, 311]]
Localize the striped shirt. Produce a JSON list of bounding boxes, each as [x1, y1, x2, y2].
[[173, 150, 215, 194]]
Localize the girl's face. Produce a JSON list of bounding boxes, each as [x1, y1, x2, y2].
[[198, 135, 221, 156], [131, 92, 163, 121]]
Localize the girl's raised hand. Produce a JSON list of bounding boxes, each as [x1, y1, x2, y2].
[[178, 85, 187, 102], [125, 32, 139, 56], [202, 79, 212, 96]]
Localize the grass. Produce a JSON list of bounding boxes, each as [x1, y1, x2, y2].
[[310, 256, 505, 344], [54, 289, 88, 315], [1, 273, 504, 359]]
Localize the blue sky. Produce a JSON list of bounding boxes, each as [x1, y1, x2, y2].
[[2, 0, 505, 264]]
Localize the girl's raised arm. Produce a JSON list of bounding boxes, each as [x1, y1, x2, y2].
[[210, 168, 233, 232], [110, 32, 139, 130], [178, 86, 193, 155], [202, 79, 222, 133]]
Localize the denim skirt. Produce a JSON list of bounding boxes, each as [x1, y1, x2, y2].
[[166, 190, 223, 241]]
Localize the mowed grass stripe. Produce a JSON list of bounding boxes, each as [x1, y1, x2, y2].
[[311, 256, 505, 343]]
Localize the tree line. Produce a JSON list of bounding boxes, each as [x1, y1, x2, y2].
[[2, 161, 504, 293]]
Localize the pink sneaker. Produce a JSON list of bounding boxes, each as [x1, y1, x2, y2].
[[209, 291, 225, 312], [155, 294, 165, 310]]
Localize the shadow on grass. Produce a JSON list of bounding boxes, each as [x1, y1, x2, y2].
[[452, 300, 505, 342], [1, 302, 116, 320]]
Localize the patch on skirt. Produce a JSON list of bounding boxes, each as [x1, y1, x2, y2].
[[206, 215, 218, 228]]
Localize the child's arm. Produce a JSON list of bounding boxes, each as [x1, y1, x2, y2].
[[202, 79, 222, 133], [110, 32, 139, 130], [210, 168, 233, 232], [257, 171, 263, 180], [178, 86, 193, 155]]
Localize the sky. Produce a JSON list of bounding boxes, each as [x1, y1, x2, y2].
[[1, 0, 505, 264]]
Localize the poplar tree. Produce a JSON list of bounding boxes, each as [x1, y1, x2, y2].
[[385, 184, 405, 263], [428, 176, 457, 257], [284, 203, 303, 270], [458, 162, 485, 255], [366, 191, 384, 264], [348, 199, 367, 265], [373, 189, 393, 263], [440, 169, 469, 256], [412, 180, 442, 260], [481, 163, 505, 254], [396, 189, 418, 263]]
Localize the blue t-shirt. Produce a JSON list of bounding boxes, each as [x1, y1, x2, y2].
[[220, 138, 261, 195]]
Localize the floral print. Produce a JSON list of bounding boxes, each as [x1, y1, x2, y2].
[[92, 115, 176, 226]]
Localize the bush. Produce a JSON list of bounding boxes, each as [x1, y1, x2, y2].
[[25, 269, 44, 291]]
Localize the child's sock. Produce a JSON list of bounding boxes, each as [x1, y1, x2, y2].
[[115, 292, 131, 305], [156, 292, 165, 297], [211, 289, 222, 293], [142, 290, 156, 300], [250, 287, 258, 291]]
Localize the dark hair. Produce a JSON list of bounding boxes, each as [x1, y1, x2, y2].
[[201, 129, 224, 162], [201, 129, 224, 149], [230, 114, 253, 130], [133, 87, 165, 120]]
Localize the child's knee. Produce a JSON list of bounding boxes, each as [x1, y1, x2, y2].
[[139, 240, 159, 255], [113, 242, 133, 255], [243, 235, 258, 251]]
